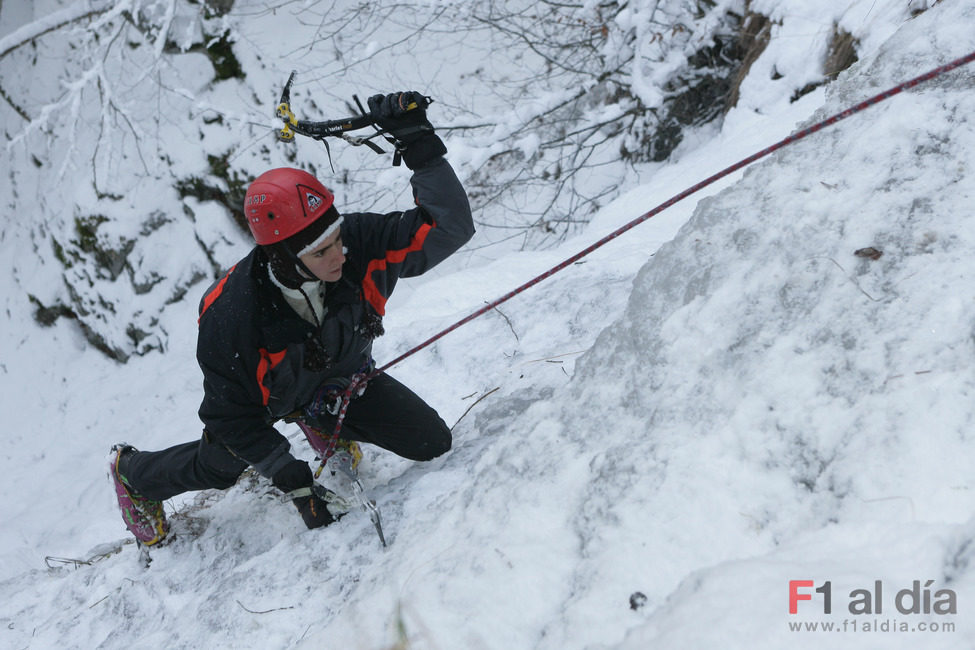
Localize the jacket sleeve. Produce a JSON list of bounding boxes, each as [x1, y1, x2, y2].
[[350, 157, 475, 315], [196, 273, 295, 480]]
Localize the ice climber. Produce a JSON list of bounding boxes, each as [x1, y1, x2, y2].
[[110, 92, 474, 546]]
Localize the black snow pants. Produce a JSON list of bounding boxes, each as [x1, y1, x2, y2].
[[124, 373, 451, 501]]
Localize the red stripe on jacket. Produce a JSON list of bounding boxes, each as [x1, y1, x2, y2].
[[362, 223, 433, 315], [198, 265, 237, 323], [256, 348, 287, 406]]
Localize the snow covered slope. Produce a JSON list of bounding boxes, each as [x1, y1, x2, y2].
[[1, 1, 973, 649]]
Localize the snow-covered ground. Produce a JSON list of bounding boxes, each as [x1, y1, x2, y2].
[[1, 1, 974, 648]]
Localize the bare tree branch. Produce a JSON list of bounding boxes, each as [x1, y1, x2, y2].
[[0, 1, 110, 60]]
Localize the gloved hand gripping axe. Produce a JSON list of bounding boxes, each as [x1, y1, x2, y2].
[[296, 414, 387, 548], [275, 71, 431, 168]]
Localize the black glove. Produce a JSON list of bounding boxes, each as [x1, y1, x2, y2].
[[271, 459, 337, 529], [368, 91, 447, 169]]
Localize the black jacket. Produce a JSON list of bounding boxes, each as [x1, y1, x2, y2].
[[195, 158, 474, 477]]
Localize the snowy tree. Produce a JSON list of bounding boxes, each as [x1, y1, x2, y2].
[[1, 0, 860, 361], [441, 0, 750, 247], [1, 0, 252, 360]]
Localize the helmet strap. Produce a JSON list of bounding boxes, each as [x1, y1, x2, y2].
[[264, 242, 319, 289]]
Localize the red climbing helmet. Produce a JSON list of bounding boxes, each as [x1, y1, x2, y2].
[[244, 167, 335, 245]]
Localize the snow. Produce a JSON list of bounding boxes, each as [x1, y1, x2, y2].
[[2, 0, 975, 648], [0, 1, 108, 58]]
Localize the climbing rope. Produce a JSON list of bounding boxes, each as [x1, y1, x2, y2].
[[378, 49, 975, 374], [327, 49, 975, 442]]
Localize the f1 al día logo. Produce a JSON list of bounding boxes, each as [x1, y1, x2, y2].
[[788, 579, 958, 634]]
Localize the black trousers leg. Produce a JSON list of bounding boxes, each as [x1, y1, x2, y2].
[[123, 432, 249, 501], [310, 372, 451, 461], [124, 374, 448, 500]]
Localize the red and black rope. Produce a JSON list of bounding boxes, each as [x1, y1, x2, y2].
[[324, 50, 975, 445]]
